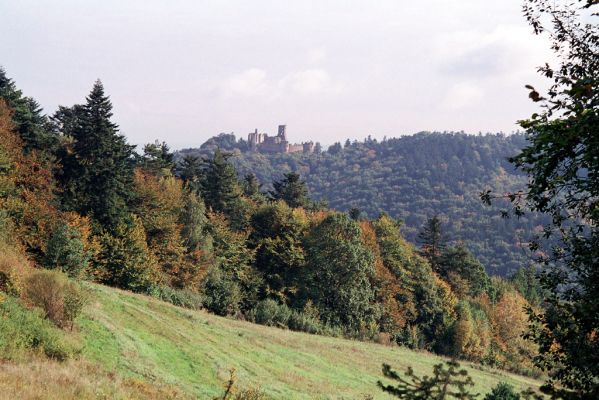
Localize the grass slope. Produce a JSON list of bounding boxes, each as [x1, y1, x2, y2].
[[79, 284, 540, 399]]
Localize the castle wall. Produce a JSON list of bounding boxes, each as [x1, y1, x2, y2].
[[247, 125, 313, 154]]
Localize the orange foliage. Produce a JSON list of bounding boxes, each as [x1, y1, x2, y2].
[[133, 168, 203, 288], [359, 220, 414, 332], [0, 100, 59, 256]]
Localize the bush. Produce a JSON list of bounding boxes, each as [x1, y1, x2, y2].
[[202, 268, 242, 316], [0, 296, 76, 360], [152, 285, 204, 310], [248, 299, 335, 336], [287, 310, 322, 334], [253, 299, 292, 328], [484, 382, 520, 400], [22, 269, 88, 329], [0, 243, 32, 296]]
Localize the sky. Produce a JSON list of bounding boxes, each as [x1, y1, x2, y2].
[[0, 0, 553, 149]]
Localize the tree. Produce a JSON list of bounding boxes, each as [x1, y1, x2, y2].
[[55, 80, 136, 231], [349, 207, 362, 220], [132, 168, 189, 287], [484, 383, 520, 400], [207, 212, 260, 311], [249, 202, 308, 304], [418, 215, 446, 272], [0, 100, 59, 257], [242, 173, 265, 203], [201, 149, 249, 230], [180, 187, 211, 254], [378, 360, 478, 400], [0, 67, 58, 155], [140, 140, 175, 176], [372, 213, 456, 349], [303, 213, 377, 333], [43, 222, 91, 278], [481, 1, 599, 397], [177, 154, 203, 184], [438, 245, 491, 298], [95, 215, 159, 293], [270, 172, 310, 209]]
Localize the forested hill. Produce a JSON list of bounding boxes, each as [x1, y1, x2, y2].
[[178, 132, 543, 277]]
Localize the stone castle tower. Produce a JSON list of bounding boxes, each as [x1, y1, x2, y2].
[[247, 125, 313, 154]]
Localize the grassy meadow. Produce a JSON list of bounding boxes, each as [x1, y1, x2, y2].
[[65, 284, 541, 399]]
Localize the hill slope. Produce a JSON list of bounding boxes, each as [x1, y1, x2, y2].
[[78, 284, 540, 399], [179, 132, 544, 276]]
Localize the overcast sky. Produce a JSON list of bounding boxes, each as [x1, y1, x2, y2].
[[1, 0, 552, 149]]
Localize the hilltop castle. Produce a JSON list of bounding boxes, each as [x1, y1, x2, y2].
[[248, 125, 314, 154]]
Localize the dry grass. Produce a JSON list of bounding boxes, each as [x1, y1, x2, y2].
[[0, 358, 192, 400]]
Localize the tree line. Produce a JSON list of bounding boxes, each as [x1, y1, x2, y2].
[[0, 68, 542, 374]]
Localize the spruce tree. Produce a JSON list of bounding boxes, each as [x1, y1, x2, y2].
[[56, 80, 136, 231]]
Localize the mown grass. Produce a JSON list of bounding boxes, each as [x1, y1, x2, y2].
[[78, 283, 541, 399]]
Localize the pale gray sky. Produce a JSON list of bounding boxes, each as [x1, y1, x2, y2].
[[0, 0, 552, 149]]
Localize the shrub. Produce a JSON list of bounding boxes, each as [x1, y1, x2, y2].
[[0, 296, 75, 360], [152, 285, 204, 310], [22, 269, 88, 329], [484, 382, 520, 400], [43, 222, 91, 278], [253, 299, 292, 328], [287, 310, 322, 334], [0, 243, 32, 296], [202, 268, 242, 316]]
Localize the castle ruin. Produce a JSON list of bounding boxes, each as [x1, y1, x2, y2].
[[248, 125, 314, 154]]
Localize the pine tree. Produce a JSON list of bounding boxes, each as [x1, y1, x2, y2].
[[56, 80, 136, 231], [270, 172, 310, 209]]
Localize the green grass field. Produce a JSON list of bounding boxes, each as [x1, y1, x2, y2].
[[78, 284, 540, 399]]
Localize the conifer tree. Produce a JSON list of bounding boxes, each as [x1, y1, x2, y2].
[[140, 140, 175, 176], [417, 215, 446, 272], [270, 172, 310, 209], [55, 80, 136, 231], [242, 173, 264, 202], [177, 154, 203, 184], [201, 149, 249, 230], [0, 67, 58, 154]]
